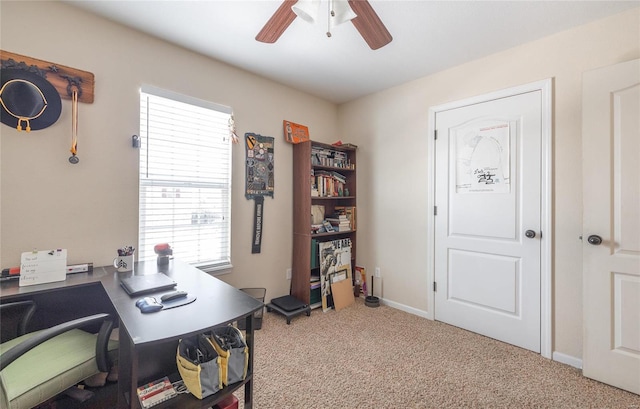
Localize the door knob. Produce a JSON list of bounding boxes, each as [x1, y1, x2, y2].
[[587, 235, 602, 245], [525, 230, 536, 239]]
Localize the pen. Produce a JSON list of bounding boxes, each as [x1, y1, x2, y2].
[[118, 246, 135, 256]]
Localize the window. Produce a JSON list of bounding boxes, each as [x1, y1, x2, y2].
[[139, 85, 232, 271]]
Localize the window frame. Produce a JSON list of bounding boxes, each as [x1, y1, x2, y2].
[[138, 85, 233, 273]]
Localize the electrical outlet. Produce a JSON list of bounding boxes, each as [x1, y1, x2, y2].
[[375, 267, 381, 278], [286, 268, 292, 280]]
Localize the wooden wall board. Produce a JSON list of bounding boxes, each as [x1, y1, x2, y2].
[[1, 50, 94, 103]]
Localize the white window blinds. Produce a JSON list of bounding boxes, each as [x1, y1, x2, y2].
[[139, 86, 232, 271]]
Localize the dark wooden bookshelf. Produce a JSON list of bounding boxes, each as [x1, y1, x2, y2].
[[292, 141, 357, 306]]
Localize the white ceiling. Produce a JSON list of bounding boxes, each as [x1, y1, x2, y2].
[[64, 0, 638, 104]]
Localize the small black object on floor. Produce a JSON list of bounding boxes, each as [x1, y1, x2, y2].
[[33, 382, 118, 409], [266, 295, 311, 324], [365, 274, 380, 308]]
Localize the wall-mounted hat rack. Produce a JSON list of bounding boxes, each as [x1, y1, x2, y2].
[[1, 50, 94, 104]]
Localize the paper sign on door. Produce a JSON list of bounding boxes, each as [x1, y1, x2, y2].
[[455, 121, 511, 193]]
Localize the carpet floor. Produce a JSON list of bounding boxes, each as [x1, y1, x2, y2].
[[235, 297, 639, 409]]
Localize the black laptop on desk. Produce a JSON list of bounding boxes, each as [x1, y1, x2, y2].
[[120, 273, 176, 296]]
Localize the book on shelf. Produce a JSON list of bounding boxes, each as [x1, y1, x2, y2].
[[136, 376, 177, 408], [331, 171, 346, 184], [322, 220, 335, 232], [311, 168, 319, 196], [326, 216, 350, 231], [311, 239, 319, 269], [311, 145, 354, 169], [326, 216, 348, 222], [314, 170, 348, 197], [334, 206, 356, 230]]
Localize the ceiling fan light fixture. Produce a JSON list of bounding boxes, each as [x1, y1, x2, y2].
[[292, 0, 320, 24], [330, 0, 357, 26], [257, 0, 391, 49]]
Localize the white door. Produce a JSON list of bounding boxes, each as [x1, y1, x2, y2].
[[582, 58, 640, 394], [434, 88, 545, 353]]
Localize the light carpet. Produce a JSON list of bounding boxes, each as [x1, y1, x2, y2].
[[235, 298, 639, 409]]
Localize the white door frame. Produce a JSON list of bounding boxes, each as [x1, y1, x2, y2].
[[426, 79, 553, 359]]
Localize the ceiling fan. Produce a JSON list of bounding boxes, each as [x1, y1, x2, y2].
[[256, 0, 392, 50]]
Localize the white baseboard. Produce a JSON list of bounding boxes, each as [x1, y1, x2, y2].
[[379, 298, 430, 319], [552, 351, 583, 369], [380, 299, 576, 366]]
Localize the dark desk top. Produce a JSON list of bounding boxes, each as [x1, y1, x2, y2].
[[0, 259, 263, 346]]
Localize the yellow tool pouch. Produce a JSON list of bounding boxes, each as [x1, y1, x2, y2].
[[176, 334, 222, 399], [209, 326, 249, 386]]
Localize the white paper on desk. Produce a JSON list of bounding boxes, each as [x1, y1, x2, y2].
[[19, 249, 67, 286]]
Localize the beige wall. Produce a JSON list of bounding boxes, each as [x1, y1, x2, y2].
[[0, 1, 338, 299], [339, 8, 640, 360]]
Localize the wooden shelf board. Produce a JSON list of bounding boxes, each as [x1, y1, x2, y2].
[[1, 50, 95, 103]]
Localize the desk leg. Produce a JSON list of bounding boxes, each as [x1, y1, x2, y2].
[[116, 325, 139, 409], [129, 348, 140, 409], [244, 315, 254, 409]]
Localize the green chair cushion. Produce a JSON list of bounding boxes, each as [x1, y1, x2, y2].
[[0, 329, 118, 409]]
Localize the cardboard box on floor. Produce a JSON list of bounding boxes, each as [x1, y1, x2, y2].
[[331, 279, 355, 311]]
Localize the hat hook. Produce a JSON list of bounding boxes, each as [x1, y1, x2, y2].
[[60, 75, 83, 99]]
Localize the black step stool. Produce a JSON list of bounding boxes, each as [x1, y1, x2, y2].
[[266, 295, 311, 324]]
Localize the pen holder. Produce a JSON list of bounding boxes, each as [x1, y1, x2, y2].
[[114, 254, 134, 272], [157, 255, 170, 266]]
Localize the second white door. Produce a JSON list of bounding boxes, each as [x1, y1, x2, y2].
[[582, 58, 640, 394]]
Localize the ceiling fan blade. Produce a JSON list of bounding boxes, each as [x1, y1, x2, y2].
[[256, 0, 299, 43], [348, 0, 392, 50]]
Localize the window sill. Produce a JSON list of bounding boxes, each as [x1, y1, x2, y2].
[[197, 263, 233, 276]]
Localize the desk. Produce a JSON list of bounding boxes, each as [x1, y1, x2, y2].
[[0, 260, 263, 409]]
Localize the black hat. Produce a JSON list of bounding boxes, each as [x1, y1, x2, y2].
[[0, 69, 62, 131]]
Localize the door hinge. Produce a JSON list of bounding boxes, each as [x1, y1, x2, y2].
[[434, 206, 438, 216], [434, 130, 438, 140], [433, 282, 437, 292]]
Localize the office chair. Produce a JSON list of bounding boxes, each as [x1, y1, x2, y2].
[[0, 301, 118, 409], [0, 301, 36, 342]]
